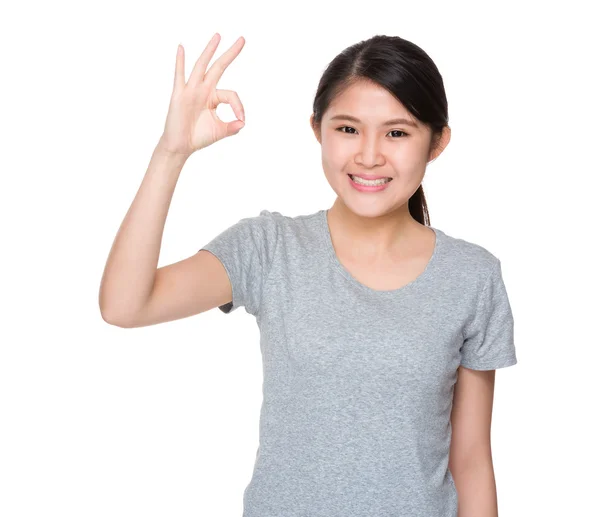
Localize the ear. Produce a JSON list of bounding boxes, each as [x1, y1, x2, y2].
[[310, 114, 321, 144], [428, 125, 451, 163]]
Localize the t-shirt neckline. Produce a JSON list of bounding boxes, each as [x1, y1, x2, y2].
[[318, 208, 444, 296]]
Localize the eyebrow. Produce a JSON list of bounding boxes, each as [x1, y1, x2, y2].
[[329, 114, 419, 128]]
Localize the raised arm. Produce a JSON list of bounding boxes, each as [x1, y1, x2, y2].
[[99, 33, 246, 327]]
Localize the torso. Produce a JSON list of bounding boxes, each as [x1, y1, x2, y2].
[[205, 208, 513, 516]]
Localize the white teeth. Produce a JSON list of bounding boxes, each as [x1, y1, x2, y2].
[[350, 175, 392, 186]]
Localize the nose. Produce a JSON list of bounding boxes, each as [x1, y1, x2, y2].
[[354, 134, 385, 168]]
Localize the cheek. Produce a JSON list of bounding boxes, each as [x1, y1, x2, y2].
[[321, 142, 347, 171], [389, 144, 429, 169]]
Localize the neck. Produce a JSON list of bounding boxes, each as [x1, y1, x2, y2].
[[327, 199, 422, 259]]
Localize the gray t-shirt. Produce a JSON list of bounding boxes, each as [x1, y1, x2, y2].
[[200, 208, 517, 517]]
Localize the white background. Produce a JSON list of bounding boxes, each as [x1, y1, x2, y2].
[[1, 0, 598, 515]]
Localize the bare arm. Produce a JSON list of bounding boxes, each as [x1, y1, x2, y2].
[[98, 142, 187, 325], [449, 366, 499, 517], [98, 33, 246, 327], [98, 141, 234, 327]]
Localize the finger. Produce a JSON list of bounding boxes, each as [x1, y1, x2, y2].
[[203, 36, 245, 89], [173, 44, 185, 93], [214, 89, 245, 122], [225, 119, 245, 137], [187, 33, 222, 89]]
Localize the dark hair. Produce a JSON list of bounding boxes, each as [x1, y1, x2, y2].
[[311, 35, 449, 226]]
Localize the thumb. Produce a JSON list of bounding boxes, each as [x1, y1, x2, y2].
[[227, 119, 245, 136]]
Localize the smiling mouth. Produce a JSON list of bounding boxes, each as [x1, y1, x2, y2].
[[348, 174, 393, 184]]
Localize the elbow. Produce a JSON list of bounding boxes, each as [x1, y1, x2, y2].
[[99, 306, 133, 328]]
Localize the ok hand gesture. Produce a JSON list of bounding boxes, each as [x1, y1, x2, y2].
[[159, 33, 246, 158]]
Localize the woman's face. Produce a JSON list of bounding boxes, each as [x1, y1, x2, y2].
[[312, 80, 450, 219]]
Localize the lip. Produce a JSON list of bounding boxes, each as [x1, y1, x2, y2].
[[349, 173, 392, 180], [347, 174, 392, 192]]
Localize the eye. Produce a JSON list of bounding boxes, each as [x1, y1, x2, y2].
[[337, 126, 357, 135], [335, 126, 408, 138]]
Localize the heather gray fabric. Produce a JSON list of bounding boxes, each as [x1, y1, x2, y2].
[[200, 208, 517, 517]]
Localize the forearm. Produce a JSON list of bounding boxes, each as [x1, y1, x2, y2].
[[452, 460, 498, 517], [99, 139, 188, 324]]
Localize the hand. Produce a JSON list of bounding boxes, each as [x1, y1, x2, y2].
[[158, 33, 246, 158]]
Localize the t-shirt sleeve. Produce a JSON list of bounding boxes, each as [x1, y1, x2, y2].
[[198, 209, 278, 316], [460, 259, 518, 370]]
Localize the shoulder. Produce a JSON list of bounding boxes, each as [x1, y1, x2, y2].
[[229, 209, 282, 240], [202, 209, 284, 262], [435, 227, 502, 286], [256, 209, 324, 239], [230, 208, 325, 245]]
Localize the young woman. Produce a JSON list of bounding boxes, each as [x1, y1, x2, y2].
[[99, 32, 517, 517]]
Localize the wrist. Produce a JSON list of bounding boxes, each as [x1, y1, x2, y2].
[[156, 137, 192, 163]]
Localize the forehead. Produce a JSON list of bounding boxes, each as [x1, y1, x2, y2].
[[326, 80, 419, 126]]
